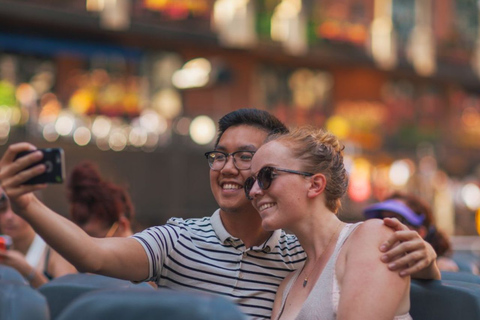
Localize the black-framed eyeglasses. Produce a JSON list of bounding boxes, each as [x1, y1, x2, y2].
[[244, 166, 314, 200], [204, 151, 256, 171]]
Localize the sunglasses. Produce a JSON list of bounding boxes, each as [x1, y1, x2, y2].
[[244, 166, 314, 200]]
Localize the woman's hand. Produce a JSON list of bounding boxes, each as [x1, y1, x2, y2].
[[380, 217, 441, 279], [0, 143, 47, 210], [0, 249, 32, 277]]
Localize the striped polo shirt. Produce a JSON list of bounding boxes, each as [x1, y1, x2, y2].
[[132, 209, 306, 319]]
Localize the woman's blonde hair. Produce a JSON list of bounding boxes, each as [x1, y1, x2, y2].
[[266, 126, 348, 213]]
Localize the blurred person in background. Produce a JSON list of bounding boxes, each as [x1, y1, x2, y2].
[[67, 161, 135, 238], [0, 189, 76, 287], [363, 191, 470, 273], [0, 109, 439, 319]]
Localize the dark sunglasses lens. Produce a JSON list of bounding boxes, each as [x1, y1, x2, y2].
[[244, 177, 255, 199], [258, 167, 273, 190]]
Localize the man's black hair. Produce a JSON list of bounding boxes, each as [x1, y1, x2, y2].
[[215, 108, 288, 147]]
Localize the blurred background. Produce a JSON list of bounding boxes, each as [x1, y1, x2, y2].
[[0, 0, 478, 249]]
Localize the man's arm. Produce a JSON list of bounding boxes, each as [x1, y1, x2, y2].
[[0, 143, 150, 282], [381, 217, 441, 280]]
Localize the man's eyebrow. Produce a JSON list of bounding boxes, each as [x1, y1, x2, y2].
[[216, 145, 257, 152]]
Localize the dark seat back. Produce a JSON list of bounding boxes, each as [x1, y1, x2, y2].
[[0, 265, 27, 285], [410, 279, 480, 320], [0, 281, 50, 320], [57, 288, 246, 320], [38, 273, 153, 319], [441, 271, 480, 284]]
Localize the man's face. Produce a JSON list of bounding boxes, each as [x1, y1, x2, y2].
[[210, 125, 268, 214]]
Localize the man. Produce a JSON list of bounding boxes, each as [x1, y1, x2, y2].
[[0, 109, 439, 319]]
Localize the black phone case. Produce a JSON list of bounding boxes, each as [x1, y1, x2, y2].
[[14, 148, 65, 185]]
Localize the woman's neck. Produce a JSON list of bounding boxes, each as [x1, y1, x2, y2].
[[293, 213, 344, 262]]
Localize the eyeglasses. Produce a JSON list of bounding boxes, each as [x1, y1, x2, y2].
[[244, 166, 314, 200], [205, 151, 256, 171]]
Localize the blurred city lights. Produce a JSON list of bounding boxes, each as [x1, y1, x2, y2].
[[326, 115, 350, 140], [108, 128, 128, 151], [370, 0, 397, 70], [172, 58, 212, 89], [271, 0, 307, 56], [129, 126, 148, 147], [92, 116, 112, 138], [42, 123, 59, 142], [189, 115, 216, 145], [348, 158, 372, 202], [73, 126, 92, 146], [389, 159, 413, 186], [461, 183, 480, 211], [212, 0, 257, 48], [151, 88, 182, 119], [139, 110, 167, 134], [55, 112, 75, 136]]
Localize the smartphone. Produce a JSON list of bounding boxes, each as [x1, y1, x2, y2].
[[14, 148, 65, 185], [0, 235, 12, 250]]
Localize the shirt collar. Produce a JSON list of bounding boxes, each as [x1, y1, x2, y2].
[[211, 209, 232, 243], [211, 209, 281, 252]]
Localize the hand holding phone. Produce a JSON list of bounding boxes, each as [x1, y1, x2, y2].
[[14, 148, 65, 185]]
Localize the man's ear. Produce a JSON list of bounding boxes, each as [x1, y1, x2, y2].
[[307, 174, 326, 198]]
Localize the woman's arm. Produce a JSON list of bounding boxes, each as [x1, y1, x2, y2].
[[381, 218, 441, 279], [337, 220, 410, 320], [0, 143, 150, 282]]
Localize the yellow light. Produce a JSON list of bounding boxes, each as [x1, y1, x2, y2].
[[476, 209, 480, 236], [326, 116, 350, 140]]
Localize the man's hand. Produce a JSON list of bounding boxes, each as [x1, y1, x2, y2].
[[0, 143, 47, 210], [381, 217, 441, 279]]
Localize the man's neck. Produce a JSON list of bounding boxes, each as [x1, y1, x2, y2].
[[219, 209, 273, 249]]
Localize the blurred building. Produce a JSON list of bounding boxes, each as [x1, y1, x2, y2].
[[0, 0, 479, 236]]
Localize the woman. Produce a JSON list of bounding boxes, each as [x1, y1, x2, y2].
[[245, 127, 412, 320], [0, 190, 76, 287], [67, 161, 135, 238], [364, 192, 462, 273]]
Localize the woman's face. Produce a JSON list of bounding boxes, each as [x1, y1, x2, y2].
[[0, 203, 34, 242], [248, 141, 311, 231]]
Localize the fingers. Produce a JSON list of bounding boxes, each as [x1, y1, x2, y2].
[[381, 234, 424, 261], [0, 148, 45, 191], [382, 217, 409, 232], [396, 258, 431, 277], [380, 228, 421, 252], [0, 143, 37, 167]]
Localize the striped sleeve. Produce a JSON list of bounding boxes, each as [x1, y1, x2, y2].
[[132, 220, 183, 283]]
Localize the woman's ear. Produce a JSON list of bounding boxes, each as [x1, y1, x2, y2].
[[307, 174, 326, 198], [117, 216, 132, 237]]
